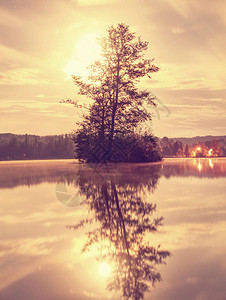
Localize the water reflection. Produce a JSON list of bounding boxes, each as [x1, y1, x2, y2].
[[162, 158, 226, 179], [0, 159, 226, 299], [0, 160, 78, 189], [0, 158, 226, 189], [67, 165, 170, 299]]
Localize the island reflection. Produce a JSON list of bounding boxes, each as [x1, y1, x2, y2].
[[0, 158, 226, 189], [67, 164, 170, 300]]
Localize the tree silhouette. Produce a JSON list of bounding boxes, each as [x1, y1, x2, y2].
[[62, 23, 161, 163], [185, 144, 189, 157], [0, 134, 74, 160], [68, 165, 170, 300]]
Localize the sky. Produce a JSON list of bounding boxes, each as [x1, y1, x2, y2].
[[0, 0, 226, 138]]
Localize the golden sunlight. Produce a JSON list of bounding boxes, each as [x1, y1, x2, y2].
[[198, 160, 202, 172], [63, 33, 101, 78], [209, 158, 213, 168], [98, 262, 111, 277], [208, 148, 213, 156]]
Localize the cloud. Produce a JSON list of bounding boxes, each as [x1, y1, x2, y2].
[[0, 68, 50, 85], [0, 6, 22, 26], [0, 236, 64, 257], [77, 0, 117, 6], [0, 44, 30, 70], [148, 63, 226, 91]]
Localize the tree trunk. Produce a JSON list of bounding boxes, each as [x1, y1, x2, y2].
[[108, 57, 120, 154]]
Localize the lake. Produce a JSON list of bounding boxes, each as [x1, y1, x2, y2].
[[0, 158, 226, 300]]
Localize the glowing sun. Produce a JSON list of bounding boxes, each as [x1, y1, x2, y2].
[[63, 33, 101, 78], [98, 262, 111, 277]]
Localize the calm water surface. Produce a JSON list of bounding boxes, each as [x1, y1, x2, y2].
[[0, 158, 226, 300]]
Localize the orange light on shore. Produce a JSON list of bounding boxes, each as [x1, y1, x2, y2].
[[208, 149, 213, 156], [192, 151, 196, 157], [196, 147, 201, 151]]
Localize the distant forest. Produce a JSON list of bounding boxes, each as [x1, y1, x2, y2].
[[0, 133, 226, 161], [0, 133, 74, 160]]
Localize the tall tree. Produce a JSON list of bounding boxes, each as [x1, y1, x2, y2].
[[63, 23, 160, 162], [185, 144, 190, 157]]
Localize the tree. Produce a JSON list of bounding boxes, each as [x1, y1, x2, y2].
[[172, 141, 183, 157], [185, 144, 189, 157], [63, 23, 160, 162], [160, 137, 174, 157]]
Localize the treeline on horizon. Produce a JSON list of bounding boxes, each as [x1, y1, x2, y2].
[[0, 133, 226, 161], [0, 133, 74, 160], [159, 136, 226, 157]]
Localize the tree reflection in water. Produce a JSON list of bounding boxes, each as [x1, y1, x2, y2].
[[68, 164, 170, 300]]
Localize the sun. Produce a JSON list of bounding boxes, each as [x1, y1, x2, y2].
[[77, 33, 101, 62], [98, 262, 111, 278], [63, 33, 101, 78]]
